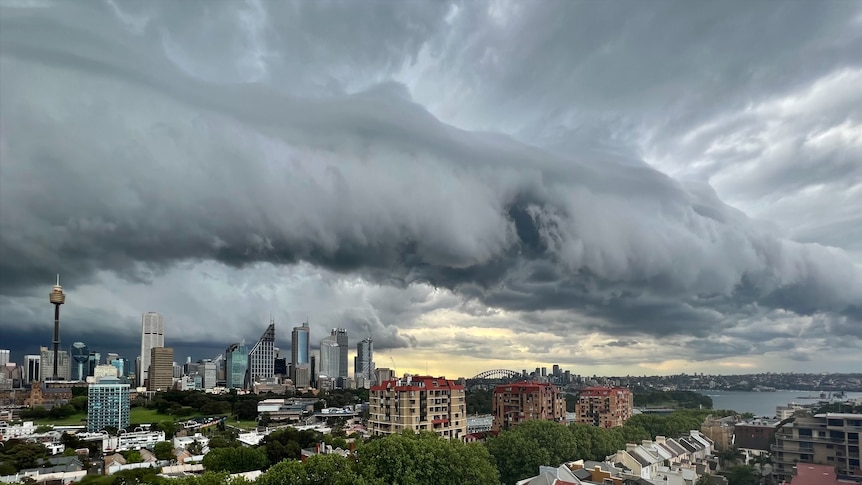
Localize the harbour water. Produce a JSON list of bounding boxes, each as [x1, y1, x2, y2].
[[694, 390, 862, 417]]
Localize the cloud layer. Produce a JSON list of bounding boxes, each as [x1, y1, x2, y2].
[[1, 0, 860, 374]]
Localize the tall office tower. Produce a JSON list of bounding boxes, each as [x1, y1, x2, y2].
[[87, 351, 101, 377], [148, 347, 174, 391], [310, 355, 316, 387], [0, 350, 9, 366], [39, 346, 70, 381], [319, 335, 339, 380], [109, 358, 126, 379], [291, 321, 310, 365], [200, 360, 217, 390], [332, 328, 348, 378], [24, 355, 40, 383], [139, 312, 165, 387], [225, 343, 248, 389], [246, 322, 275, 387], [49, 275, 66, 380], [70, 342, 89, 380], [87, 376, 130, 432], [356, 337, 374, 384]]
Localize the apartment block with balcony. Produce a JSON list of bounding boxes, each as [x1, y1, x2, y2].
[[772, 413, 862, 483], [369, 375, 466, 440], [575, 386, 633, 428], [491, 381, 566, 432]]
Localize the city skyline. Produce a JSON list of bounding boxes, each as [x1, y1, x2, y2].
[[1, 2, 861, 377]]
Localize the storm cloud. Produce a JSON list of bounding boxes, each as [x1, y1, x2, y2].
[[1, 0, 860, 374]]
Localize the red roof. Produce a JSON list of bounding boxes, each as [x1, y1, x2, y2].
[[493, 381, 560, 393], [790, 464, 838, 485], [370, 375, 463, 392]]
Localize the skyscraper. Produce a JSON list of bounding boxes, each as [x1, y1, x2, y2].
[[332, 328, 348, 378], [291, 321, 310, 366], [0, 350, 9, 366], [139, 312, 164, 387], [319, 334, 339, 380], [246, 322, 275, 387], [24, 355, 40, 383], [356, 337, 374, 384], [225, 343, 248, 389], [40, 346, 70, 381], [70, 342, 88, 381], [148, 347, 173, 391]]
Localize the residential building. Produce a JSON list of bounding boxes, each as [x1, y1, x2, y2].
[[575, 386, 633, 428], [225, 343, 248, 389], [87, 376, 130, 432], [491, 381, 566, 431], [735, 418, 779, 455], [0, 349, 8, 366], [246, 322, 275, 387], [148, 347, 174, 391], [772, 413, 862, 483], [369, 375, 466, 440], [139, 312, 164, 387]]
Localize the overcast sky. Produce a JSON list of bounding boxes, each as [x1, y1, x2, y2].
[[1, 0, 861, 378]]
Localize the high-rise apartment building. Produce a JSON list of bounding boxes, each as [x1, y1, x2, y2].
[[355, 337, 374, 385], [575, 387, 633, 428], [491, 381, 566, 431], [319, 335, 339, 380], [369, 375, 467, 440], [225, 343, 248, 389], [332, 328, 348, 378], [772, 413, 862, 482], [148, 347, 174, 391], [139, 312, 164, 387], [0, 350, 9, 366], [39, 346, 70, 381], [246, 322, 275, 387], [87, 376, 130, 432]]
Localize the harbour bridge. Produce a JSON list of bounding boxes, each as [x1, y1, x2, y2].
[[465, 369, 523, 390]]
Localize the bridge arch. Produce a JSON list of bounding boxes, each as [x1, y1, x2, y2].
[[471, 369, 521, 380]]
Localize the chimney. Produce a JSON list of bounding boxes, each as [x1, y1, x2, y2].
[[626, 443, 637, 452]]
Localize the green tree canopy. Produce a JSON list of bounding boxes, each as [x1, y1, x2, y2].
[[153, 441, 174, 461], [201, 446, 269, 474], [356, 431, 499, 485]]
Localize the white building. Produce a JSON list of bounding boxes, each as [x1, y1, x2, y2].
[[139, 312, 165, 387]]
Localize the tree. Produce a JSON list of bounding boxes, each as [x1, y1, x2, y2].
[[201, 446, 269, 474], [0, 440, 49, 471], [726, 465, 758, 485], [153, 441, 175, 461], [70, 396, 88, 412], [259, 411, 272, 427], [356, 431, 499, 485], [158, 420, 177, 439], [121, 450, 143, 464]]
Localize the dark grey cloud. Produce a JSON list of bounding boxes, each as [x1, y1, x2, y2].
[[1, 0, 860, 371]]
